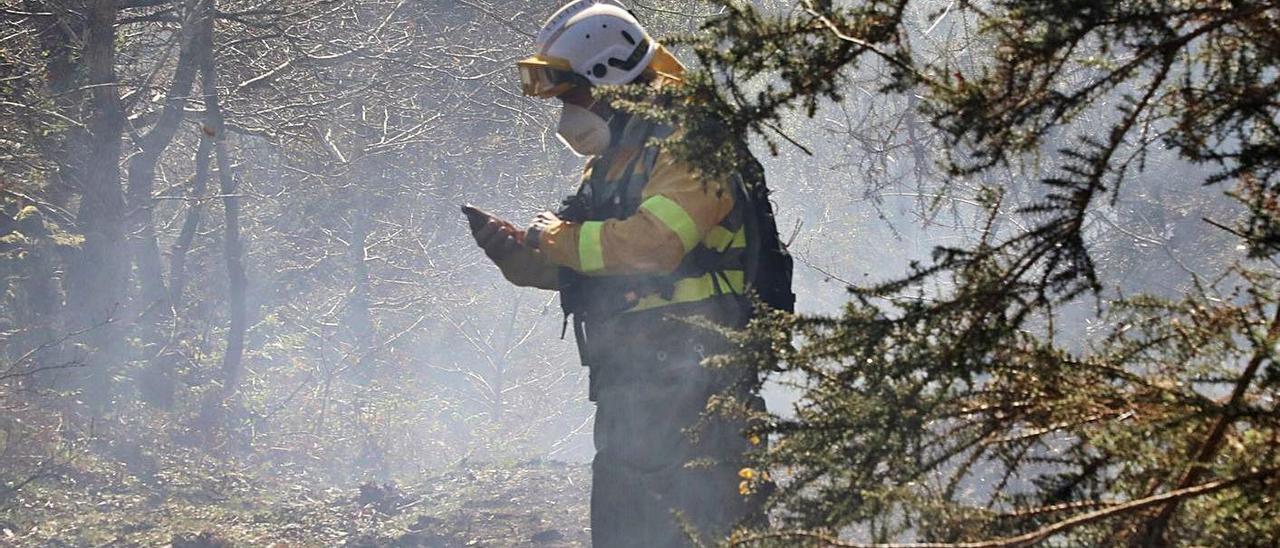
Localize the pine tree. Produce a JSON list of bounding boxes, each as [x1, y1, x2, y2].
[[634, 1, 1280, 544]]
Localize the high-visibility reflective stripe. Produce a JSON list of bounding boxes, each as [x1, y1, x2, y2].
[[704, 226, 746, 251], [579, 221, 605, 273], [639, 195, 699, 252], [628, 270, 745, 312]]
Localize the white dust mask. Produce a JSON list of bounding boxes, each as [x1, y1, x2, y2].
[[556, 103, 612, 157]]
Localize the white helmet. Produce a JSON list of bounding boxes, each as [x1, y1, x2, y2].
[[518, 1, 657, 98]]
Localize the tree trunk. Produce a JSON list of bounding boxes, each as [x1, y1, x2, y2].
[[217, 135, 248, 400], [13, 2, 88, 390], [66, 0, 128, 408], [142, 131, 212, 409], [26, 0, 88, 213], [130, 0, 209, 408], [197, 10, 247, 401], [125, 0, 207, 318], [169, 134, 213, 313], [347, 193, 376, 381]]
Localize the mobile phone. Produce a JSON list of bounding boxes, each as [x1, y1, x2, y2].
[[462, 204, 525, 244], [461, 204, 489, 232]]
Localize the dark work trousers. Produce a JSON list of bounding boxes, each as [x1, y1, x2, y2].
[[582, 303, 767, 547]]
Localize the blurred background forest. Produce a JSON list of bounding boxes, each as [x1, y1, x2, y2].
[[2, 0, 1277, 546]]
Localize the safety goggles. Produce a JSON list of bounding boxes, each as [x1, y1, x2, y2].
[[517, 55, 586, 98]]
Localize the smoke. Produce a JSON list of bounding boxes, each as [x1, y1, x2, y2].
[[0, 2, 1249, 546]]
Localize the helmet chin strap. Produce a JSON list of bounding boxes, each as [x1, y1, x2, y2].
[[605, 106, 630, 149]]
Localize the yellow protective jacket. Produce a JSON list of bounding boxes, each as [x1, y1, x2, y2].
[[494, 132, 745, 313]]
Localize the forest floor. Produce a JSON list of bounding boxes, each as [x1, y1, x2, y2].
[[1, 458, 591, 547]]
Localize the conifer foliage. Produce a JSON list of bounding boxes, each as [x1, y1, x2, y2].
[[646, 1, 1280, 545]]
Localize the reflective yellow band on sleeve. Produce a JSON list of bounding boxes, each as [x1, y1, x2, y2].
[[628, 270, 745, 312], [579, 221, 605, 273], [639, 195, 700, 252], [705, 226, 747, 251]]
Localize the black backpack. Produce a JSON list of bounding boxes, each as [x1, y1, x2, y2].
[[735, 150, 795, 314]]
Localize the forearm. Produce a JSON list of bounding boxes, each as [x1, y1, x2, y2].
[[495, 248, 560, 290], [537, 151, 734, 275], [537, 215, 686, 275]]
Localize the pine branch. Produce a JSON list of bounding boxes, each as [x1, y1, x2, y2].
[[1139, 301, 1280, 543], [731, 468, 1277, 547]]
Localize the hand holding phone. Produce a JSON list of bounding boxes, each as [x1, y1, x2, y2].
[[462, 204, 525, 260]]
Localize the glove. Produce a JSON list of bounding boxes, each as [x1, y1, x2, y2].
[[525, 211, 564, 250], [466, 207, 525, 262]]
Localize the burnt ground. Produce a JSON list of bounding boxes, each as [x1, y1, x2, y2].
[[1, 460, 591, 547]]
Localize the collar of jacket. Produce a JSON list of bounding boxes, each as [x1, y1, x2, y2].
[[591, 115, 654, 181]]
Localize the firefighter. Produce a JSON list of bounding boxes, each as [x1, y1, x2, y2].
[[467, 1, 776, 545]]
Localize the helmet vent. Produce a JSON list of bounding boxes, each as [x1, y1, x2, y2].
[[592, 64, 608, 78], [607, 37, 650, 71], [621, 30, 636, 45]]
